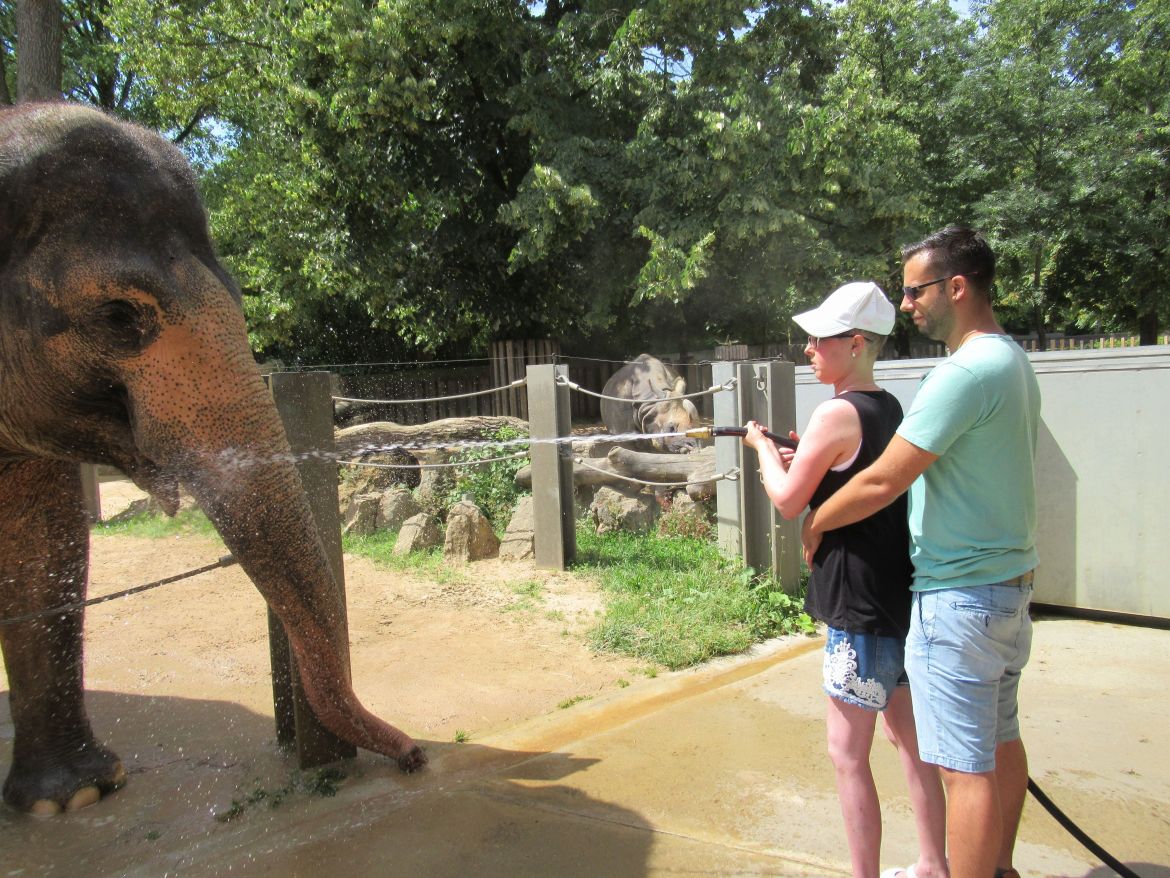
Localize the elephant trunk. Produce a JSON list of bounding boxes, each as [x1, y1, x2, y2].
[[179, 443, 424, 770]]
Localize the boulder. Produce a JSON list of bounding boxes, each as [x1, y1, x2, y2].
[[377, 485, 421, 532], [394, 513, 443, 555], [416, 454, 456, 519], [590, 485, 658, 534], [343, 493, 381, 536], [443, 500, 500, 562], [498, 495, 536, 561], [337, 449, 420, 512]]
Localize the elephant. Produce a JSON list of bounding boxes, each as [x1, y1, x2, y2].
[[0, 103, 425, 815]]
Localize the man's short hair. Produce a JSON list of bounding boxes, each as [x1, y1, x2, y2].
[[901, 226, 996, 299]]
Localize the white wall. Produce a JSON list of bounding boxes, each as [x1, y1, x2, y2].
[[793, 345, 1170, 617]]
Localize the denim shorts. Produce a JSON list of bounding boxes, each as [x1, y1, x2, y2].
[[905, 578, 1033, 773], [822, 627, 909, 712]]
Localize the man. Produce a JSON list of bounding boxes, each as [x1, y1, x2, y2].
[[801, 226, 1040, 878]]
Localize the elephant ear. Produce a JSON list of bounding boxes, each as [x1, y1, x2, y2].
[[0, 111, 69, 337]]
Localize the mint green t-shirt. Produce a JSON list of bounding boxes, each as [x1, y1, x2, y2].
[[896, 335, 1041, 591]]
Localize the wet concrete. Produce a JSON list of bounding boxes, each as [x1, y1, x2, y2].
[[4, 618, 1169, 877]]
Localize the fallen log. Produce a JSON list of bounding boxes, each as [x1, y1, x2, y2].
[[515, 445, 718, 499], [335, 416, 529, 456]]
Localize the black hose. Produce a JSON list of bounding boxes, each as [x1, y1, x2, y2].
[[1027, 777, 1144, 878], [711, 425, 799, 450]]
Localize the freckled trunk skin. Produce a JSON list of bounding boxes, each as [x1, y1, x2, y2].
[[120, 292, 424, 768]]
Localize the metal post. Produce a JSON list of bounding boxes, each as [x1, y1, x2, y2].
[[527, 363, 575, 570], [266, 371, 357, 766], [712, 362, 742, 558], [735, 361, 801, 594]]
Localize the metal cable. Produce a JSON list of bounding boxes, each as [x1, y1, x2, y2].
[[341, 451, 530, 470], [572, 456, 739, 487], [334, 377, 527, 406], [0, 555, 239, 626], [556, 375, 736, 403]]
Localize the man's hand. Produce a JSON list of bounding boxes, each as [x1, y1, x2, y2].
[[801, 512, 822, 567]]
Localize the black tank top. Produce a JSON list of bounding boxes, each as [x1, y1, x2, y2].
[[804, 390, 913, 638]]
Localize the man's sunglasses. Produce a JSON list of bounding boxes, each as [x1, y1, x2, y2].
[[902, 276, 952, 300], [903, 271, 981, 301]]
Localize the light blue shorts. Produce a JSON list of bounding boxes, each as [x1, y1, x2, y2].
[[905, 579, 1033, 773], [822, 627, 909, 712]]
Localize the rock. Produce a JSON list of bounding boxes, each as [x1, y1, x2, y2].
[[394, 513, 443, 555], [443, 500, 500, 562], [104, 492, 198, 523], [343, 493, 380, 536], [590, 485, 657, 534], [377, 486, 421, 532], [416, 454, 456, 519], [337, 449, 420, 512], [498, 495, 535, 561]]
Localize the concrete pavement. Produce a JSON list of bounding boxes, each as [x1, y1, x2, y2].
[[5, 617, 1168, 876], [149, 617, 1170, 876]]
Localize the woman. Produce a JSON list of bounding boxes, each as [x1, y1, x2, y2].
[[741, 281, 948, 878]]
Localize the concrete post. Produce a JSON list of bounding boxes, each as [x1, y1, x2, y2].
[[79, 464, 101, 522], [527, 363, 575, 570], [735, 361, 801, 594], [712, 362, 742, 558], [266, 371, 357, 766]]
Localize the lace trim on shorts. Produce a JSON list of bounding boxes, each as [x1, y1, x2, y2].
[[824, 639, 888, 708]]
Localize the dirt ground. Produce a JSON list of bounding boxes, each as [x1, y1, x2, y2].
[[0, 480, 646, 872]]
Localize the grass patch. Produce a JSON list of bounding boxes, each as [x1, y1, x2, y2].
[[93, 507, 219, 539], [557, 694, 593, 710], [575, 524, 814, 670], [343, 531, 465, 585]]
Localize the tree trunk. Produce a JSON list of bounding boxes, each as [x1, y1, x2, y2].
[[16, 0, 62, 102], [1138, 310, 1159, 346], [335, 416, 529, 456], [1, 44, 13, 105]]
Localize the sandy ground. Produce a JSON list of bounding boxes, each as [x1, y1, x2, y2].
[[0, 480, 644, 872]]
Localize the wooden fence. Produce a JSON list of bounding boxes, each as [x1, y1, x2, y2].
[[327, 333, 1169, 426]]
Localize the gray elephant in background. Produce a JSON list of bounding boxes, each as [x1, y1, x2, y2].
[[0, 103, 424, 815]]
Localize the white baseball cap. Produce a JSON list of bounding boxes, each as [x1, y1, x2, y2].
[[792, 281, 896, 337]]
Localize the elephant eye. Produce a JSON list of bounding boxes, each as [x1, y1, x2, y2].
[[91, 299, 161, 353]]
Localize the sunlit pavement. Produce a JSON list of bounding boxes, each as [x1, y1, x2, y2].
[[5, 618, 1168, 877]]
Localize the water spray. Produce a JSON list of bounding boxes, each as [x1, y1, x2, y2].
[[685, 426, 798, 450]]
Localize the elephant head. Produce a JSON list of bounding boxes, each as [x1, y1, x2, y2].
[[0, 103, 424, 814]]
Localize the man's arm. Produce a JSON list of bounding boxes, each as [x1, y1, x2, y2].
[[801, 435, 938, 564]]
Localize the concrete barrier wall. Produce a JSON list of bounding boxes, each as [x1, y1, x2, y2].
[[794, 345, 1170, 618]]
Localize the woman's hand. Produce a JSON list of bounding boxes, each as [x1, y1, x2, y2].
[[778, 431, 800, 471], [741, 420, 769, 452]]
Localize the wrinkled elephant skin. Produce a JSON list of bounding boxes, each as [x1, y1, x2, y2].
[[0, 104, 424, 814], [600, 354, 700, 452]]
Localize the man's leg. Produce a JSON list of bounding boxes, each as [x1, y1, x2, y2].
[[994, 737, 1028, 873], [939, 767, 1001, 878]]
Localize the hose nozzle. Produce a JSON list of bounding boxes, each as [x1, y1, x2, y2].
[[688, 425, 798, 450]]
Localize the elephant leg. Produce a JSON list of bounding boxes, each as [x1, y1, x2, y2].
[[0, 459, 125, 814]]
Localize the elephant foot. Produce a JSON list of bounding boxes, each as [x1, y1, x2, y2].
[[3, 745, 127, 815], [396, 745, 428, 773]]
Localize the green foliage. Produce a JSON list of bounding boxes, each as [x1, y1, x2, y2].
[[575, 525, 813, 670], [443, 424, 530, 530], [12, 0, 1162, 354]]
